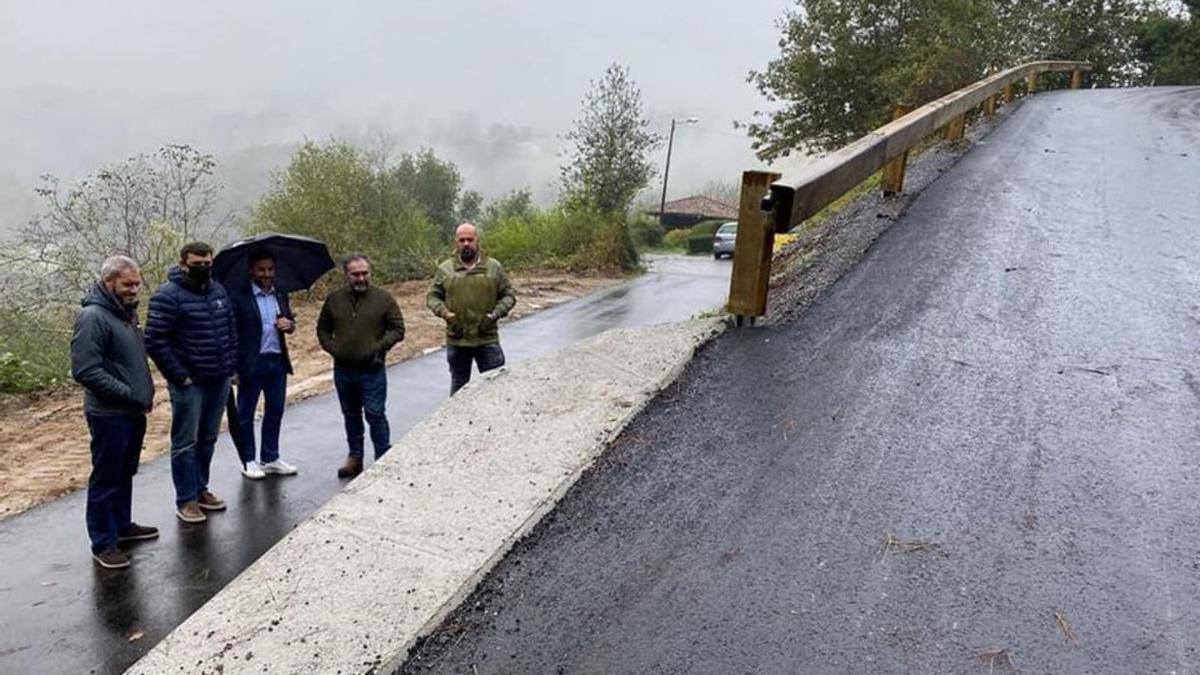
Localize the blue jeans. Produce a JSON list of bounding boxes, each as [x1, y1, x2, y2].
[[85, 413, 146, 553], [333, 365, 390, 459], [168, 378, 231, 506], [447, 343, 506, 395], [236, 354, 287, 464]]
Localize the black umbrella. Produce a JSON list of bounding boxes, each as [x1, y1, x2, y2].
[[214, 233, 335, 465], [213, 232, 335, 293]]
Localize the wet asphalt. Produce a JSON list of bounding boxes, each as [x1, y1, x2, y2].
[[400, 88, 1200, 674], [0, 255, 730, 675]]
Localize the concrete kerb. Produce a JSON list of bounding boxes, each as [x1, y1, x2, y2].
[[127, 317, 728, 675]]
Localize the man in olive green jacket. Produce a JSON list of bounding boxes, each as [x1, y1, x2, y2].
[[318, 253, 405, 478], [426, 223, 517, 395]]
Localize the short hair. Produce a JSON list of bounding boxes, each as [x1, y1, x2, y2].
[[100, 255, 139, 282], [248, 248, 276, 267], [180, 241, 214, 260], [341, 253, 370, 272]]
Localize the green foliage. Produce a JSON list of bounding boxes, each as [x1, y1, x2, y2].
[[390, 149, 463, 242], [686, 234, 714, 255], [1136, 4, 1200, 84], [483, 189, 536, 225], [482, 205, 638, 273], [458, 189, 484, 224], [627, 216, 665, 249], [254, 140, 441, 281], [690, 220, 725, 238], [663, 228, 691, 249], [561, 63, 663, 213], [747, 0, 1159, 159], [0, 308, 71, 394]]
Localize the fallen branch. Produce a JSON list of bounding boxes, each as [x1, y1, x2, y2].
[[879, 532, 942, 555], [1054, 608, 1079, 647]]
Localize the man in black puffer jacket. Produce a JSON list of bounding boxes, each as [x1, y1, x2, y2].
[[145, 242, 238, 524]]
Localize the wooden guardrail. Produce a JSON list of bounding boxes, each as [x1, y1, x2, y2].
[[728, 60, 1092, 322]]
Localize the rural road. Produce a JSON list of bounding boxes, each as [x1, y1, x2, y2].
[[0, 254, 731, 675], [400, 87, 1200, 674]]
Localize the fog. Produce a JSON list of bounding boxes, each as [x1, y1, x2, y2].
[[0, 0, 801, 232]]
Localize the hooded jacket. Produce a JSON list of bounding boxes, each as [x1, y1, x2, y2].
[[70, 283, 155, 415], [144, 266, 238, 385]]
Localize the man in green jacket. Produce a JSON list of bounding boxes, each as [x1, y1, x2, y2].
[[317, 253, 405, 478], [426, 223, 517, 395]]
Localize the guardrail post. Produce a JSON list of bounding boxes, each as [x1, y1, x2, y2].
[[1070, 68, 1083, 89], [1003, 83, 1014, 104], [882, 104, 915, 195], [728, 170, 783, 324], [1026, 72, 1038, 94], [944, 113, 966, 141], [983, 95, 996, 119]]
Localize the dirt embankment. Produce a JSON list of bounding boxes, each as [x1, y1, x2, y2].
[[0, 272, 620, 521]]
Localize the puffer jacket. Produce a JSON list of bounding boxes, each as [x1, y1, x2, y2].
[[70, 283, 155, 415], [144, 266, 237, 385]]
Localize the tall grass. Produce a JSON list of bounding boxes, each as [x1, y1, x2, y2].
[[482, 206, 638, 273]]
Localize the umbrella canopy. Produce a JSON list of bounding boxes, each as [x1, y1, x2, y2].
[[213, 232, 335, 293]]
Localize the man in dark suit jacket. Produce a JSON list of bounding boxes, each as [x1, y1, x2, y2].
[[230, 249, 298, 479]]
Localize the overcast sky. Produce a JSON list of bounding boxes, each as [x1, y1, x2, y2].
[[0, 0, 800, 220]]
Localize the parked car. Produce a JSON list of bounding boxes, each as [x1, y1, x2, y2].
[[712, 222, 737, 259], [712, 222, 799, 260]]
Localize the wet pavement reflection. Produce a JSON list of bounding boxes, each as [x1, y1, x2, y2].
[[0, 255, 729, 674]]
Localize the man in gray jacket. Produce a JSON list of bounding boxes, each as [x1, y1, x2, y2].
[[71, 255, 157, 569]]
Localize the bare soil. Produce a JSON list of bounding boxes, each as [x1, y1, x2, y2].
[[0, 272, 620, 521]]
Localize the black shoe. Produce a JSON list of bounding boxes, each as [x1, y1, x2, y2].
[[118, 523, 159, 543], [92, 547, 131, 570]]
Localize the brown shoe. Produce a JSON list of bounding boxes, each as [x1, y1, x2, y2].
[[197, 491, 226, 511], [176, 502, 207, 523], [118, 523, 159, 543], [337, 456, 363, 479], [92, 546, 131, 570]]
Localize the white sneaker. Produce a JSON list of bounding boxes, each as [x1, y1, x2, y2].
[[261, 459, 298, 476], [241, 461, 266, 480]]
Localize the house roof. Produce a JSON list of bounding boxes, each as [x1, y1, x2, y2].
[[647, 195, 738, 220]]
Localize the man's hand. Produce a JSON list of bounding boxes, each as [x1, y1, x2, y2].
[[443, 311, 457, 322], [275, 316, 295, 332], [181, 377, 193, 387]]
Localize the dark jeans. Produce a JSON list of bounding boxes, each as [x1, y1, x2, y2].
[[236, 354, 287, 464], [447, 343, 506, 396], [168, 378, 231, 506], [85, 413, 146, 553], [333, 365, 390, 459]]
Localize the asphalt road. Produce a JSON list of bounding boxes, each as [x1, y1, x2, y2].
[[0, 255, 730, 675], [401, 87, 1200, 674]]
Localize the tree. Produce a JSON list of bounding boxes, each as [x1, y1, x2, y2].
[[1136, 0, 1200, 84], [254, 139, 439, 281], [4, 144, 228, 293], [482, 188, 535, 225], [700, 179, 741, 207], [746, 0, 1154, 160], [389, 149, 463, 242], [561, 63, 662, 213], [458, 189, 484, 224]]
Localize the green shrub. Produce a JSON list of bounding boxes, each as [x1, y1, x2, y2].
[[627, 217, 664, 248], [690, 219, 726, 238], [663, 228, 691, 249], [0, 308, 72, 394], [482, 205, 638, 273], [687, 234, 713, 255]]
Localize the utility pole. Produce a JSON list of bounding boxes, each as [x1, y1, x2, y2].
[[657, 117, 698, 225]]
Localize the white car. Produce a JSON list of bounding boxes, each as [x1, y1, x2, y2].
[[712, 222, 737, 259]]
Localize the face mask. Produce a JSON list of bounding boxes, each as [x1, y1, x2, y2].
[[187, 265, 211, 285], [459, 246, 478, 263]]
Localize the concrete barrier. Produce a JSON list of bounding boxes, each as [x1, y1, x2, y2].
[[127, 318, 726, 674]]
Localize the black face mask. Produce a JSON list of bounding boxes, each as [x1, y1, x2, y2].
[[459, 247, 478, 263], [187, 265, 211, 285]]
